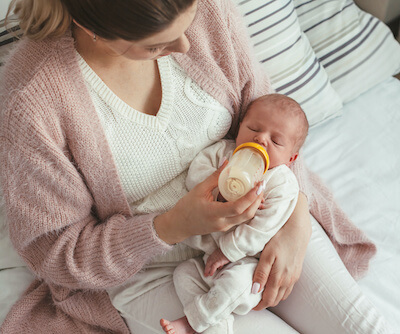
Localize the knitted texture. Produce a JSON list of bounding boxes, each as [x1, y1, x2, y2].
[[79, 53, 230, 263], [0, 0, 375, 332], [79, 54, 231, 208]]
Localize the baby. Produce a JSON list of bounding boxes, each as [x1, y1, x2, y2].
[[161, 93, 309, 334]]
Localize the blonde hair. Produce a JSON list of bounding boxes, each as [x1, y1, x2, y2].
[[5, 0, 72, 40]]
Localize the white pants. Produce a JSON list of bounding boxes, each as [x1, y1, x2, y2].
[[108, 217, 394, 334]]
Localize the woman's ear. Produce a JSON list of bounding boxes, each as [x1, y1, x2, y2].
[[73, 19, 94, 38]]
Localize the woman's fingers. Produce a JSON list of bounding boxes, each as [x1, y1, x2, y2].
[[270, 285, 288, 307], [168, 162, 265, 238], [200, 160, 228, 194], [217, 181, 265, 222], [282, 284, 293, 301], [253, 258, 298, 310], [253, 269, 285, 310], [251, 252, 274, 310]]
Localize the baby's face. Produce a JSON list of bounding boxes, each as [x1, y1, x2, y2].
[[236, 101, 299, 169]]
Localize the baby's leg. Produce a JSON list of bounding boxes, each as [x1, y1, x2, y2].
[[160, 315, 235, 334], [160, 317, 194, 334], [173, 257, 262, 333], [109, 259, 298, 333], [271, 216, 394, 334]]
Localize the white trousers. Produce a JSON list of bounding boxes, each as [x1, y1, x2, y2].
[[108, 217, 394, 334]]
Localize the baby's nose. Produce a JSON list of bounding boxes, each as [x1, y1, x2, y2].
[[254, 134, 267, 147]]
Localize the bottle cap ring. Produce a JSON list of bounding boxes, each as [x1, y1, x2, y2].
[[233, 142, 270, 173]]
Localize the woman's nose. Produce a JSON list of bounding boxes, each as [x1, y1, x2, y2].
[[168, 35, 190, 54]]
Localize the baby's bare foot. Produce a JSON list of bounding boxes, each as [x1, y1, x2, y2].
[[160, 317, 195, 334]]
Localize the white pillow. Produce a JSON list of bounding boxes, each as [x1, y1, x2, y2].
[[0, 200, 26, 269], [0, 22, 25, 270], [0, 229, 26, 269], [294, 0, 400, 103], [233, 0, 343, 127]]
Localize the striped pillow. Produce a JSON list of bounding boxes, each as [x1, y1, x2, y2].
[[0, 19, 20, 75], [233, 0, 343, 127], [294, 0, 400, 103]]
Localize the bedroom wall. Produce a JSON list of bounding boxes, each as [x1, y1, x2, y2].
[[0, 1, 12, 20]]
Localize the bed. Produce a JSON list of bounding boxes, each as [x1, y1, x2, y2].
[[1, 0, 400, 331]]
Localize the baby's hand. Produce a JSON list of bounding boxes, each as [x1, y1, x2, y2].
[[259, 197, 265, 210], [216, 192, 227, 202], [204, 248, 231, 276]]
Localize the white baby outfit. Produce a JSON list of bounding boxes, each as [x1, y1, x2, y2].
[[176, 139, 299, 333]]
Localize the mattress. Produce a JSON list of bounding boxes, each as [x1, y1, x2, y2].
[[0, 77, 399, 329], [302, 77, 400, 330]]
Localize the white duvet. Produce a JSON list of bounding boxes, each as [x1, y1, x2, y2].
[[303, 77, 400, 330], [1, 77, 399, 329]]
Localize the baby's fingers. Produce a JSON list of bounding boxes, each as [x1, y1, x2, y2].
[[204, 261, 217, 277]]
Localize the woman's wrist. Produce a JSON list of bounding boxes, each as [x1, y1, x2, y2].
[[153, 209, 186, 245]]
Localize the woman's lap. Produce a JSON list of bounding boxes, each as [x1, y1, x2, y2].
[[110, 216, 393, 334], [271, 216, 393, 334], [119, 279, 297, 334]]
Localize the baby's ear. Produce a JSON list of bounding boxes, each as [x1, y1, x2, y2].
[[287, 153, 299, 166]]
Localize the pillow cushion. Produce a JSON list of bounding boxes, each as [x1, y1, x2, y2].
[[233, 0, 343, 127], [0, 20, 25, 270], [294, 0, 400, 103], [0, 20, 20, 77]]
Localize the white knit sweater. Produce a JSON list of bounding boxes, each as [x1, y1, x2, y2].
[[78, 54, 232, 262]]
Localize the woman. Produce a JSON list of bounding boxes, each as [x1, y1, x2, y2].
[[0, 0, 390, 333]]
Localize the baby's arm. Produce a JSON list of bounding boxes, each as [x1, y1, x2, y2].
[[185, 140, 234, 192], [219, 166, 300, 263]]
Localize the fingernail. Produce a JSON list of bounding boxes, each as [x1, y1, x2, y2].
[[218, 157, 227, 168], [256, 181, 266, 195], [251, 282, 260, 294]]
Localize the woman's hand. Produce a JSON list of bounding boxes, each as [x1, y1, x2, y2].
[[252, 192, 311, 310], [154, 161, 265, 245]]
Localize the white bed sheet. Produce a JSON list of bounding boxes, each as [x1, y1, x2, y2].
[[0, 78, 399, 329], [303, 77, 400, 330]]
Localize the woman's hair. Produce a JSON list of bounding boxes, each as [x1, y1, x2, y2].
[[5, 0, 196, 41]]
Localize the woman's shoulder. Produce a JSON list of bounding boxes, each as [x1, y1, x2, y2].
[[1, 32, 76, 101], [0, 32, 80, 142], [200, 0, 236, 17]]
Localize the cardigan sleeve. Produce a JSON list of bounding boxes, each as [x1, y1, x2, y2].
[[0, 96, 172, 290]]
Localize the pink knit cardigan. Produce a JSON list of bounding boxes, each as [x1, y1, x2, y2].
[[0, 0, 375, 332]]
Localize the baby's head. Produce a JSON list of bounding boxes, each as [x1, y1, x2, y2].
[[236, 94, 308, 169]]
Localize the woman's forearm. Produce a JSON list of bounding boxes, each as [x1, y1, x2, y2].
[[286, 192, 312, 243], [153, 210, 188, 245]]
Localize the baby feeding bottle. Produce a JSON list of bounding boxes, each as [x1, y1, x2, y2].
[[218, 142, 270, 202]]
